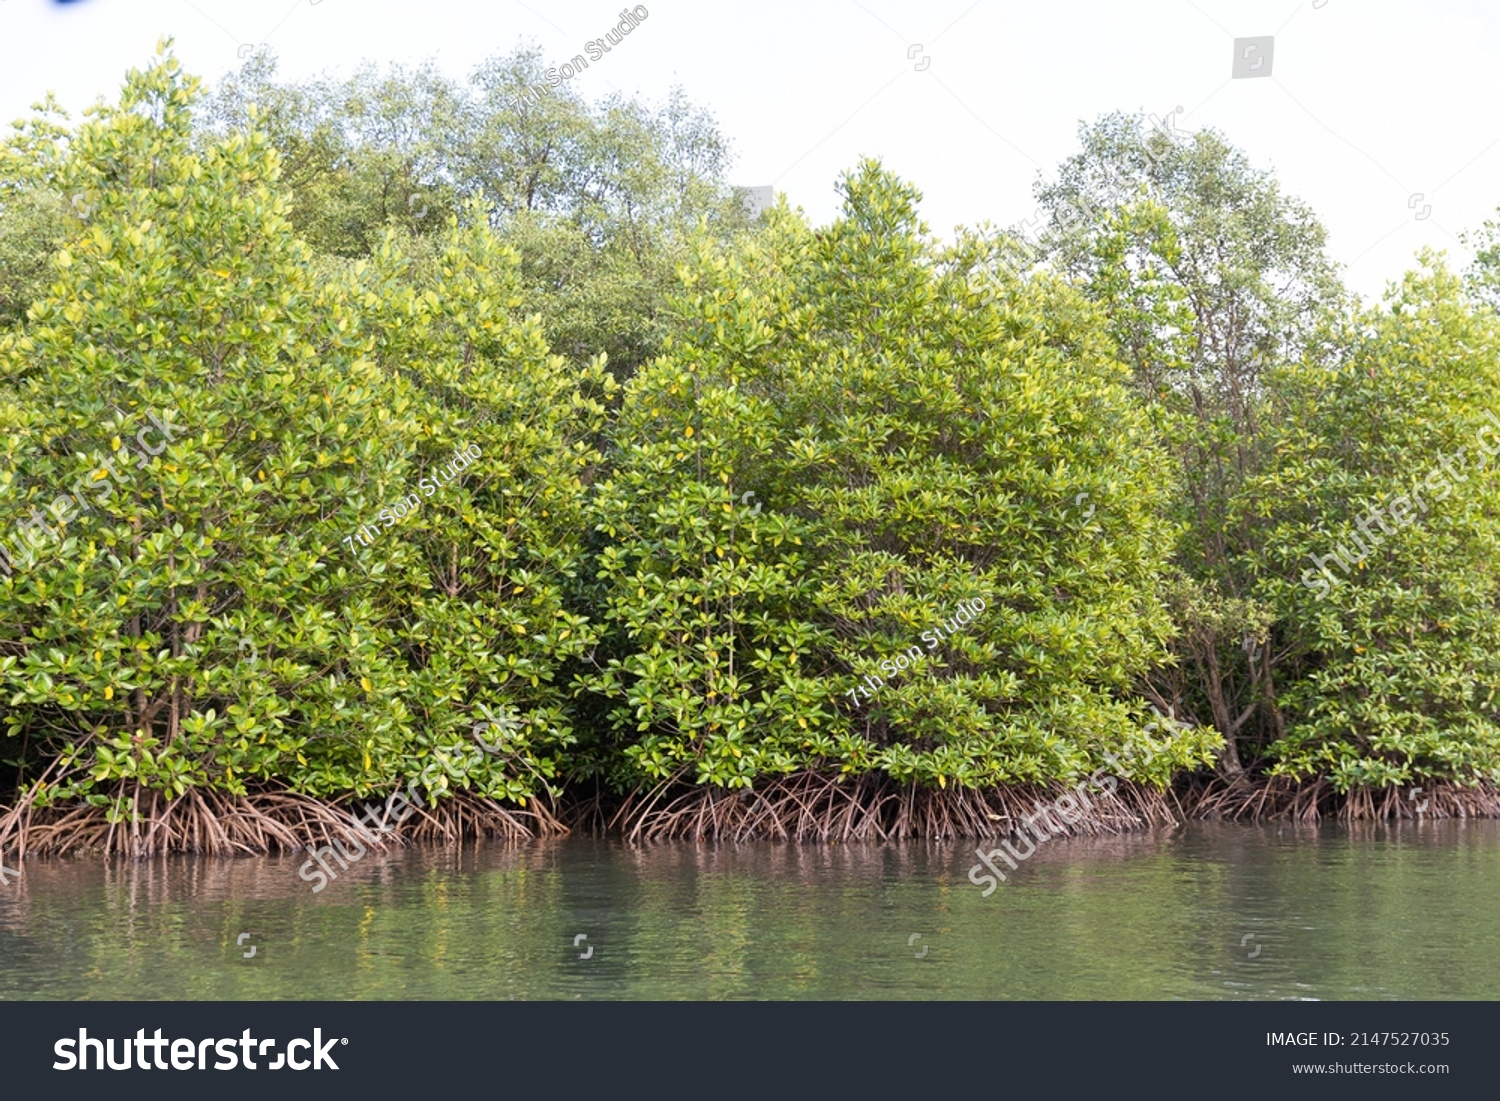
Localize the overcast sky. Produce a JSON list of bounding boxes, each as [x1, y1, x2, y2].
[[1, 0, 1496, 302]]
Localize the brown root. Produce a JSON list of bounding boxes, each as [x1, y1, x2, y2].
[[553, 780, 613, 837], [1185, 775, 1500, 822], [6, 771, 1494, 861], [615, 771, 1179, 843], [0, 785, 378, 859], [0, 782, 566, 859], [390, 786, 568, 844]]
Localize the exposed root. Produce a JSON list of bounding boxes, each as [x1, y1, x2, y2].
[[0, 785, 376, 859], [5, 771, 1494, 860], [1186, 775, 1500, 822], [553, 780, 612, 837], [388, 786, 568, 844], [615, 771, 1178, 843], [0, 782, 565, 859]]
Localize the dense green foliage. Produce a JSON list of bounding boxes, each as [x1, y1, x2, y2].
[[586, 161, 1216, 792], [0, 51, 610, 817], [1028, 113, 1500, 796], [2, 49, 1499, 837], [1250, 262, 1500, 790], [1032, 112, 1349, 777]]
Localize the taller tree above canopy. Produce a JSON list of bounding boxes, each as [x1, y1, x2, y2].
[[203, 47, 752, 380], [1030, 112, 1348, 775]]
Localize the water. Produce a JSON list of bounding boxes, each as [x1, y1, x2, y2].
[[1, 821, 1497, 1000]]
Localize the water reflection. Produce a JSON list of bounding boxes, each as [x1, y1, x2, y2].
[[0, 821, 1496, 1000]]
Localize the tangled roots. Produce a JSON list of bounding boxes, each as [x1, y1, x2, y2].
[[613, 771, 1180, 843], [386, 786, 567, 844], [0, 783, 567, 859], [1187, 775, 1500, 823]]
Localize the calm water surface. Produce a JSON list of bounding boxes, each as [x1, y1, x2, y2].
[[1, 821, 1497, 1000]]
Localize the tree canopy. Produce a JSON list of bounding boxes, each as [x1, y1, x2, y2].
[[1, 47, 1498, 853]]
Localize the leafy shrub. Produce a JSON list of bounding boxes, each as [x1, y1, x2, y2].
[[585, 161, 1220, 795]]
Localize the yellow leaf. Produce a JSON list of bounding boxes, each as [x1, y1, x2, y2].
[[110, 436, 122, 451], [684, 426, 694, 438], [360, 676, 373, 692], [104, 685, 113, 700], [938, 774, 947, 789]]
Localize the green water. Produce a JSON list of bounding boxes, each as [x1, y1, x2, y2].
[[1, 821, 1497, 1000]]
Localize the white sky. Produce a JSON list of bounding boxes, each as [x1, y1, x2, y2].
[[1, 0, 1497, 302]]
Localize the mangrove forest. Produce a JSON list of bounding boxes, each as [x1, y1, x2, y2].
[[3, 42, 1500, 859]]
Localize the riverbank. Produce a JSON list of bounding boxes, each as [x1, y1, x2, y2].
[[3, 772, 1498, 859]]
